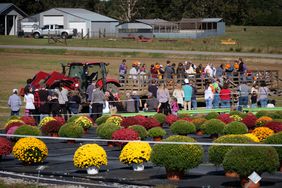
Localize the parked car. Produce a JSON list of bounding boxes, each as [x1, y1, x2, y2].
[[32, 24, 74, 39]]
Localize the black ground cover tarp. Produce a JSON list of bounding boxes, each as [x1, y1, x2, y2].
[[1, 127, 282, 187]]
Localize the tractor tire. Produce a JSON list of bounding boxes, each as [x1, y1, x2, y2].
[[33, 32, 40, 39], [61, 32, 68, 39]]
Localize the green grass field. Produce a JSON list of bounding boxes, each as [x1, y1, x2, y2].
[[0, 26, 281, 54]]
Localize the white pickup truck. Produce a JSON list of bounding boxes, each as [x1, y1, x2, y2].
[[32, 24, 74, 39]]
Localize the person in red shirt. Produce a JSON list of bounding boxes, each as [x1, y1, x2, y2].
[[220, 83, 231, 108]]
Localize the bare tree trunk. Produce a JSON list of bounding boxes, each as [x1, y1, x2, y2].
[[119, 0, 139, 22]]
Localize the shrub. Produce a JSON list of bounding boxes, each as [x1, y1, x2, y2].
[[67, 115, 80, 122], [252, 127, 274, 141], [128, 125, 148, 140], [223, 146, 279, 177], [208, 135, 254, 166], [274, 111, 282, 119], [119, 142, 152, 165], [265, 121, 282, 133], [178, 113, 191, 119], [142, 117, 161, 130], [191, 118, 207, 131], [73, 144, 107, 169], [223, 122, 248, 135], [243, 133, 260, 142], [121, 116, 139, 128], [264, 132, 282, 161], [74, 116, 93, 129], [153, 113, 166, 124], [41, 120, 63, 135], [229, 111, 246, 118], [148, 127, 166, 138], [58, 123, 84, 138], [151, 135, 203, 172], [13, 137, 48, 164], [205, 112, 219, 120], [20, 116, 36, 126], [0, 137, 12, 156], [255, 110, 270, 118], [96, 115, 110, 125], [201, 119, 225, 135], [241, 113, 257, 129], [170, 120, 196, 135], [105, 116, 123, 126], [112, 128, 139, 147], [14, 125, 41, 137], [255, 116, 273, 127], [96, 122, 121, 139], [218, 114, 234, 124], [39, 117, 56, 128], [165, 114, 179, 126]]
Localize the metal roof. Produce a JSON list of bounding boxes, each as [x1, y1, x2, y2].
[[137, 19, 177, 26], [0, 3, 27, 16], [54, 8, 118, 22], [116, 22, 152, 29], [180, 18, 223, 23]]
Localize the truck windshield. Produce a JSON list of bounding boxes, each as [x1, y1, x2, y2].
[[42, 25, 49, 30]]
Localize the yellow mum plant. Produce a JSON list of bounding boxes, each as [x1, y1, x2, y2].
[[106, 116, 123, 126], [39, 117, 56, 128], [230, 115, 242, 122], [13, 137, 48, 164], [252, 127, 274, 141], [119, 142, 152, 165], [73, 144, 107, 169], [74, 116, 93, 129], [243, 133, 260, 142], [255, 116, 273, 127]]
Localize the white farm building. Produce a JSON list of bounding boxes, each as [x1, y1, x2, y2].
[[21, 8, 119, 37]]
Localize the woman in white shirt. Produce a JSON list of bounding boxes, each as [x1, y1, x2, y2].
[[172, 84, 184, 109], [204, 83, 214, 109], [24, 87, 35, 116]]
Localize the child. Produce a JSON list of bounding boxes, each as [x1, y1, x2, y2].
[[250, 90, 257, 108], [170, 97, 179, 115]]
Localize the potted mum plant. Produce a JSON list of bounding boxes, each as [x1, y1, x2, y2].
[[165, 114, 179, 126], [41, 120, 63, 136], [119, 142, 152, 171], [170, 120, 196, 135], [0, 137, 12, 160], [128, 125, 148, 140], [153, 113, 167, 125], [96, 122, 121, 147], [112, 128, 139, 148], [252, 127, 274, 141], [223, 146, 279, 188], [264, 132, 282, 171], [201, 119, 225, 138], [148, 127, 166, 141], [223, 121, 248, 135], [151, 135, 203, 180], [191, 118, 207, 135], [74, 116, 93, 133], [73, 144, 107, 175], [14, 125, 41, 140], [58, 123, 84, 143], [13, 137, 48, 165]]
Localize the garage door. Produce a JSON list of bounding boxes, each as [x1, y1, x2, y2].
[[69, 22, 87, 36], [43, 16, 64, 26]]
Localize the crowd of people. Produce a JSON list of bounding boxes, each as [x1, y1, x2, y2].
[[7, 58, 276, 120]]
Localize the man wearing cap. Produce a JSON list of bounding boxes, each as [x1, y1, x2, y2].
[[8, 89, 22, 116], [182, 79, 193, 110]]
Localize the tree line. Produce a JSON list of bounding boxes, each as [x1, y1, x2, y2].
[[6, 0, 282, 26]]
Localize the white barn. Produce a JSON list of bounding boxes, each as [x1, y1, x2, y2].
[[21, 8, 119, 37]]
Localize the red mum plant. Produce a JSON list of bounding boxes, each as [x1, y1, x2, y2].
[[41, 120, 63, 136], [53, 116, 65, 126], [265, 121, 282, 133], [0, 137, 12, 156], [20, 116, 37, 126], [218, 114, 234, 124], [241, 113, 257, 129], [5, 121, 24, 133], [121, 115, 148, 128], [165, 114, 179, 126], [112, 128, 139, 147], [142, 117, 161, 130]]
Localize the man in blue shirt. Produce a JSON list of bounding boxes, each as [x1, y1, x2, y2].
[[8, 89, 22, 116], [182, 79, 193, 110]]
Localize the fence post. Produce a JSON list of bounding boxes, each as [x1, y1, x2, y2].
[[81, 29, 83, 39]]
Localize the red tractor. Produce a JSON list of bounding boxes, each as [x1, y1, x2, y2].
[[22, 62, 121, 101]]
